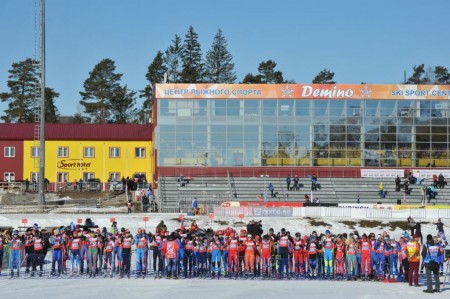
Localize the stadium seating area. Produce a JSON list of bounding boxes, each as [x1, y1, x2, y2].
[[157, 175, 450, 212]]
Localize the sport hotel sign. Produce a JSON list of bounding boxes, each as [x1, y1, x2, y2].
[[155, 84, 450, 100]]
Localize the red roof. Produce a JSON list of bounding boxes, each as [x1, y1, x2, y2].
[[0, 123, 153, 141]]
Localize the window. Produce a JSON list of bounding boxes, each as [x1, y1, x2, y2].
[[4, 147, 15, 157], [83, 172, 95, 182], [109, 172, 120, 181], [109, 147, 120, 158], [57, 147, 69, 158], [135, 147, 145, 158], [57, 172, 68, 183], [4, 172, 15, 182], [31, 147, 40, 158], [84, 147, 95, 158]]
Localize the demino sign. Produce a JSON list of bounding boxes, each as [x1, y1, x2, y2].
[[57, 159, 92, 170]]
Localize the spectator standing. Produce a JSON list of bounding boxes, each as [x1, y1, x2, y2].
[[356, 193, 360, 204], [25, 178, 29, 192], [268, 183, 274, 198], [421, 234, 440, 293], [414, 221, 422, 244], [73, 179, 78, 191], [142, 194, 149, 213], [437, 173, 444, 189], [121, 177, 126, 192], [310, 174, 318, 191], [395, 176, 401, 191], [127, 200, 132, 213], [379, 183, 385, 198], [432, 174, 438, 187], [192, 197, 198, 215], [293, 175, 299, 191], [406, 234, 421, 287], [407, 217, 415, 237], [420, 185, 426, 205], [79, 178, 83, 192], [435, 218, 448, 245], [286, 175, 291, 191]]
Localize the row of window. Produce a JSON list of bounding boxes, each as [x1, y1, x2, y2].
[[159, 99, 449, 118], [2, 172, 123, 183], [2, 147, 147, 158]]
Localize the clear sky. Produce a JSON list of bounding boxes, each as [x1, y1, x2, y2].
[[0, 0, 449, 117]]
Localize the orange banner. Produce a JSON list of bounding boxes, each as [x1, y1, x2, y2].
[[155, 83, 450, 100]]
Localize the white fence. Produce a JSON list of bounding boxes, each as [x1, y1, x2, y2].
[[215, 206, 450, 219]]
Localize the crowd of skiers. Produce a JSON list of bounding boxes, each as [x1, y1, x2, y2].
[[0, 218, 447, 292]]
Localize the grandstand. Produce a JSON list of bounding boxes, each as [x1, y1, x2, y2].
[[157, 176, 450, 213]]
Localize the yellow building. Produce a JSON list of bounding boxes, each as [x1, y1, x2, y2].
[[16, 123, 153, 188]]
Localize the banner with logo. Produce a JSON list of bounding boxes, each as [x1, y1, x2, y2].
[[338, 203, 394, 210], [221, 201, 303, 208], [412, 169, 450, 180], [360, 169, 404, 178], [253, 207, 293, 217], [155, 83, 450, 100]]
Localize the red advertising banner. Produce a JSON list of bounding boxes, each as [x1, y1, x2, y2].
[[221, 201, 303, 208]]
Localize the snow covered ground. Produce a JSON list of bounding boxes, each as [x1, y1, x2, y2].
[[0, 213, 448, 298], [0, 276, 447, 299]]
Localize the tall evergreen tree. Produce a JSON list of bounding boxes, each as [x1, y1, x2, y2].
[[258, 60, 284, 83], [0, 58, 41, 123], [44, 87, 59, 123], [434, 66, 450, 84], [110, 85, 137, 124], [79, 58, 122, 124], [180, 26, 204, 83], [139, 51, 167, 124], [312, 69, 336, 84], [164, 34, 183, 83], [204, 29, 236, 83], [405, 64, 430, 84], [141, 51, 167, 99]]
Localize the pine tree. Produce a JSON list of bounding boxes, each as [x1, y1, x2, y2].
[[258, 60, 284, 83], [164, 34, 183, 83], [204, 29, 236, 83], [434, 66, 450, 84], [141, 51, 167, 99], [405, 64, 430, 84], [0, 58, 41, 123], [44, 87, 59, 123], [180, 26, 204, 83], [312, 69, 336, 84], [79, 58, 122, 123], [110, 85, 137, 124]]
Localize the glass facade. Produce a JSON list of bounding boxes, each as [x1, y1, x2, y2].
[[156, 93, 450, 168]]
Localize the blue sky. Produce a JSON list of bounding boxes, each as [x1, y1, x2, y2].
[[0, 0, 449, 117]]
